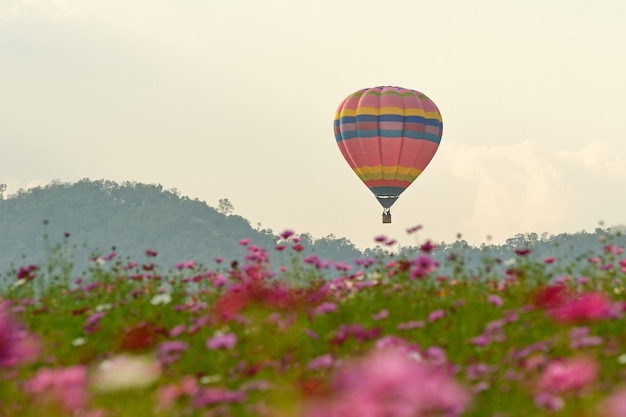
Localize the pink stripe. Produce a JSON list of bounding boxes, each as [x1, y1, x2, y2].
[[379, 89, 404, 108], [358, 137, 383, 167], [379, 121, 404, 130], [397, 140, 439, 170]]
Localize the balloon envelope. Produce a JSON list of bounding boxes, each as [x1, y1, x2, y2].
[[333, 86, 443, 209]]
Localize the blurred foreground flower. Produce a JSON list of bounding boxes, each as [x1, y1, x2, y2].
[[601, 386, 626, 417], [26, 365, 89, 413], [549, 292, 614, 324], [538, 355, 598, 394], [0, 303, 40, 368], [91, 354, 161, 392], [303, 347, 470, 417]]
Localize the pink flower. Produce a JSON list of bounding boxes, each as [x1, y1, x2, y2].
[[397, 320, 424, 330], [280, 229, 295, 240], [303, 348, 470, 417], [308, 354, 334, 370], [428, 309, 446, 322], [17, 264, 39, 281], [158, 375, 200, 410], [239, 238, 250, 246], [420, 240, 437, 252], [192, 387, 244, 407], [0, 304, 40, 368], [206, 333, 237, 350], [601, 387, 626, 417], [410, 254, 439, 279], [372, 309, 389, 321], [313, 302, 337, 316], [538, 356, 598, 394], [487, 294, 503, 307], [406, 225, 423, 234], [26, 365, 89, 413], [550, 292, 614, 324]]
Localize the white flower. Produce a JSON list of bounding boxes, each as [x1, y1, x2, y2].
[[72, 337, 86, 347], [150, 293, 172, 305], [91, 354, 161, 392]]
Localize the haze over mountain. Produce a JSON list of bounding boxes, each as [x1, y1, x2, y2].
[[0, 179, 362, 274], [1, 179, 624, 283]]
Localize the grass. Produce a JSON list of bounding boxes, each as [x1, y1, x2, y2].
[[2, 229, 626, 416]]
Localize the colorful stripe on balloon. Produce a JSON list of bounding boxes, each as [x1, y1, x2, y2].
[[334, 86, 443, 206]]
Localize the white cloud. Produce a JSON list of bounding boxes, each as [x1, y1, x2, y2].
[[440, 139, 626, 243]]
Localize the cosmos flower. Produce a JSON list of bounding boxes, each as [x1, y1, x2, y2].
[[538, 355, 598, 394], [91, 354, 161, 392], [26, 365, 90, 413], [206, 333, 237, 350], [550, 292, 614, 324], [0, 304, 40, 368], [303, 347, 470, 417]]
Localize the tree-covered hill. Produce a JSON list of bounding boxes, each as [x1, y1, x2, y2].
[[2, 178, 625, 283], [0, 179, 363, 275]]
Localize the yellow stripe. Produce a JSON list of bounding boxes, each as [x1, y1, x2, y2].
[[336, 108, 442, 122], [353, 165, 422, 181], [339, 108, 356, 118], [355, 106, 381, 116]]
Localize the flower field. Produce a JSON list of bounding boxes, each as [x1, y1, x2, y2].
[[3, 228, 626, 416]]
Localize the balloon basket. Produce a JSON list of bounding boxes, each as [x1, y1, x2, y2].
[[382, 212, 391, 223]]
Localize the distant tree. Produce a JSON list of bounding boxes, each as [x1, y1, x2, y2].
[[0, 183, 6, 200], [217, 198, 235, 215]]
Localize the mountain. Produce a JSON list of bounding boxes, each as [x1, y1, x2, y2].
[[1, 179, 624, 285], [0, 179, 363, 276]]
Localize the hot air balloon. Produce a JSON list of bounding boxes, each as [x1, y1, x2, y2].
[[333, 86, 443, 223]]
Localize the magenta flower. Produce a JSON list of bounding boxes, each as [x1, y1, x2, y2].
[[420, 240, 437, 252], [280, 229, 295, 240], [303, 347, 470, 417], [550, 292, 614, 324], [410, 254, 439, 279], [374, 235, 387, 243], [406, 225, 423, 234], [206, 333, 237, 350], [17, 264, 39, 281], [0, 304, 40, 368], [538, 355, 598, 394]]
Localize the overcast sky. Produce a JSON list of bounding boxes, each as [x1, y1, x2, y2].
[[2, 0, 626, 249]]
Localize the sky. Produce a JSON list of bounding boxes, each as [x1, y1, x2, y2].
[[2, 0, 626, 250]]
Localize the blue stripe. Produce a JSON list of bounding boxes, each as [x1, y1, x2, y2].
[[370, 187, 406, 208], [337, 115, 442, 127], [336, 130, 441, 144]]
